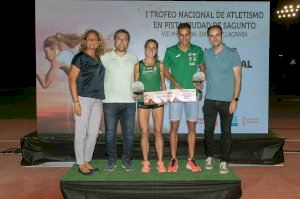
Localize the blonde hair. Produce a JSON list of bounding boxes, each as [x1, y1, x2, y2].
[[43, 33, 80, 50], [79, 29, 105, 57]]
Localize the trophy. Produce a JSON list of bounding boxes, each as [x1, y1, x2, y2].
[[192, 72, 206, 101], [131, 81, 144, 101]]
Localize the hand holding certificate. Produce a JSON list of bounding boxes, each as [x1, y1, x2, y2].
[[144, 91, 168, 105]]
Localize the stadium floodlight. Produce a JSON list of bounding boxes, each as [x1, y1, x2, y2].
[[276, 3, 299, 19]]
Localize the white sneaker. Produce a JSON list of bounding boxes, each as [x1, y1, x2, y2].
[[219, 161, 229, 174], [205, 157, 214, 170]]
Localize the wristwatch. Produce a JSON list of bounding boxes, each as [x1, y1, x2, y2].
[[234, 98, 238, 102]]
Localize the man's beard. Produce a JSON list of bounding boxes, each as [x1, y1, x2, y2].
[[116, 45, 127, 52]]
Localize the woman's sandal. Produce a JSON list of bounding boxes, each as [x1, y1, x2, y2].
[[85, 163, 99, 174], [89, 167, 99, 173], [78, 167, 93, 175]]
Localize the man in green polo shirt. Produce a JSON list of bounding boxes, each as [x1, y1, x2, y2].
[[163, 23, 205, 172]]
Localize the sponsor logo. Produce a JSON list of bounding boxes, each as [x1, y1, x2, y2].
[[197, 117, 205, 125], [242, 117, 260, 125], [188, 53, 197, 66], [231, 115, 238, 126]]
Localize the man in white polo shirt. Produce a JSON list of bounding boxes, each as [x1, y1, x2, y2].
[[101, 29, 138, 172]]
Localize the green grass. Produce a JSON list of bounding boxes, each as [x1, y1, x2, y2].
[[61, 159, 239, 182], [0, 87, 36, 119]]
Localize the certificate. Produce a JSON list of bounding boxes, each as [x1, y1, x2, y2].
[[144, 91, 168, 104], [168, 89, 196, 102], [143, 89, 196, 104]]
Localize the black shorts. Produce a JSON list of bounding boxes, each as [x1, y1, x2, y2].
[[137, 102, 164, 110]]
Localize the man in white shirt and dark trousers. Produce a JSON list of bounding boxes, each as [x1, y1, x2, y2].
[[101, 29, 138, 172]]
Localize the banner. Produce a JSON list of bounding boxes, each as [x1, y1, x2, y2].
[[36, 1, 269, 134]]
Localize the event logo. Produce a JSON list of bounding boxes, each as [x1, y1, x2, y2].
[[242, 117, 260, 125], [197, 117, 205, 125], [241, 60, 252, 68]]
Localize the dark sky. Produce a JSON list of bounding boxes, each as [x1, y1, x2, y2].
[[1, 0, 299, 93], [1, 1, 35, 88]]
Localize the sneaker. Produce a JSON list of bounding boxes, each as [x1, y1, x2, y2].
[[141, 161, 150, 173], [105, 162, 116, 172], [122, 162, 133, 172], [167, 158, 178, 173], [157, 161, 166, 173], [219, 161, 229, 174], [186, 158, 201, 172], [205, 157, 215, 170]]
